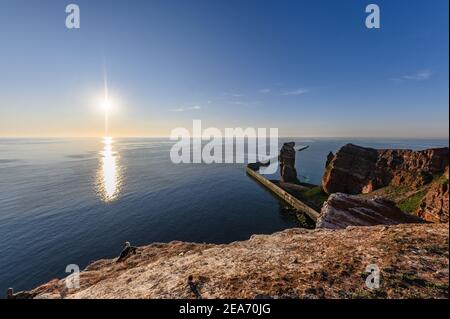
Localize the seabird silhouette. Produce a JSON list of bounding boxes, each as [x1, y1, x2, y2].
[[187, 275, 202, 299], [116, 241, 138, 263]]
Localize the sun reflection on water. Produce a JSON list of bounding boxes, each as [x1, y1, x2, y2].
[[96, 137, 122, 202]]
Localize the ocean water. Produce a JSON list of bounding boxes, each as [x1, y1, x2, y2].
[[0, 137, 448, 294]]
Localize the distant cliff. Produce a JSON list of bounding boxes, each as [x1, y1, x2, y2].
[[25, 223, 448, 299], [322, 144, 449, 222], [322, 144, 448, 194]]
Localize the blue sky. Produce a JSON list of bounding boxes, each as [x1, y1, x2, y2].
[[0, 0, 448, 137]]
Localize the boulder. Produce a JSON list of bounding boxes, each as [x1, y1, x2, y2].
[[317, 193, 426, 229], [322, 144, 449, 195]]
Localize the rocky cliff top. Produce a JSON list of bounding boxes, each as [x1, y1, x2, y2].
[[27, 223, 448, 299]]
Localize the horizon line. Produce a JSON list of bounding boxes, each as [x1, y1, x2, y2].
[[0, 135, 449, 140]]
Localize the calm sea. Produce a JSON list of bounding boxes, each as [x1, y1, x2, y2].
[[0, 137, 448, 294]]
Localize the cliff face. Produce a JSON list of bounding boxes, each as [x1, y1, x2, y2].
[[321, 144, 449, 221], [322, 144, 449, 195], [26, 223, 448, 299], [416, 167, 449, 223], [317, 193, 426, 230]]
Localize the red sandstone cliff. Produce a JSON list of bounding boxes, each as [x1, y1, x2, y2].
[[322, 144, 448, 195], [416, 167, 449, 223], [321, 144, 449, 222]]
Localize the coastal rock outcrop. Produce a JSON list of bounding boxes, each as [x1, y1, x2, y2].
[[322, 144, 449, 195], [316, 193, 426, 230], [416, 167, 449, 223], [24, 223, 448, 299], [279, 142, 300, 183]]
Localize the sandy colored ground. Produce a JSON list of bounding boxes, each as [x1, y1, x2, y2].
[[28, 223, 448, 299]]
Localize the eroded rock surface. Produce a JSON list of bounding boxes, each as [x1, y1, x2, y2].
[[25, 224, 448, 299], [322, 144, 449, 195], [317, 193, 426, 230], [416, 167, 449, 223]]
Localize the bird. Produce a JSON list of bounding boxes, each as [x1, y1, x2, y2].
[[187, 275, 202, 299], [116, 241, 138, 263], [6, 288, 34, 299]]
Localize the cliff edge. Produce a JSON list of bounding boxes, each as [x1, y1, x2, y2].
[[26, 223, 448, 299]]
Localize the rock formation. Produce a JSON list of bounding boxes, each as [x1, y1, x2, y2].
[[279, 142, 299, 183], [325, 151, 334, 168], [23, 223, 448, 299], [316, 193, 424, 229], [322, 144, 449, 195], [416, 167, 449, 223], [316, 193, 426, 230]]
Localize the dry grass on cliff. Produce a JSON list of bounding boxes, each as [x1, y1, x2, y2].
[[29, 223, 449, 299], [363, 184, 430, 213]]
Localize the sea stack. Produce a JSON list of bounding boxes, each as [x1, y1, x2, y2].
[[279, 142, 300, 184]]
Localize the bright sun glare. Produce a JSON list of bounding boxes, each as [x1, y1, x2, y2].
[[101, 99, 112, 111], [100, 97, 113, 137]]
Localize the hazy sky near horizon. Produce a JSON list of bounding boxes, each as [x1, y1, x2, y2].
[[0, 0, 448, 138]]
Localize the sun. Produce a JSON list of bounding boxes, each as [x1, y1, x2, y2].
[[99, 97, 114, 137], [101, 99, 112, 111]]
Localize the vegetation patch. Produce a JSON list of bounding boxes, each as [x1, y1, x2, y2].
[[295, 212, 316, 229], [297, 186, 329, 209], [433, 173, 449, 186], [362, 183, 431, 214], [365, 185, 412, 201], [396, 190, 427, 213]]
